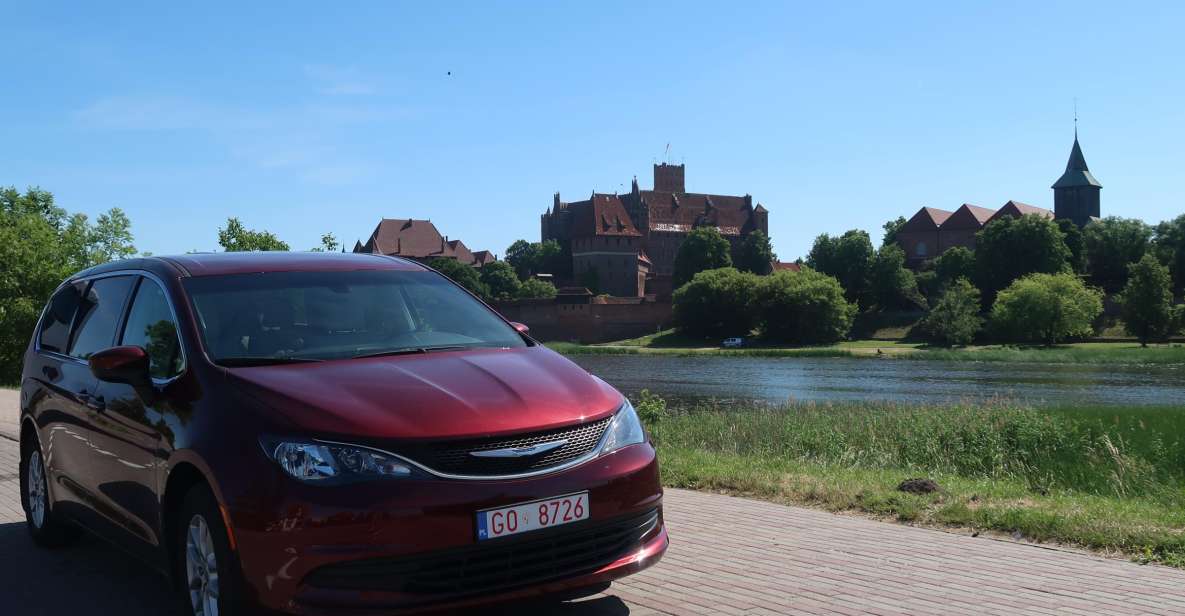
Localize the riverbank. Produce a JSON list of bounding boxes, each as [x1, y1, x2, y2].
[[548, 330, 1185, 364], [642, 395, 1185, 567]]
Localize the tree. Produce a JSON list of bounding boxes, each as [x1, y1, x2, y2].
[[517, 277, 558, 300], [882, 216, 907, 247], [806, 230, 874, 307], [753, 268, 856, 344], [975, 214, 1071, 302], [869, 244, 926, 310], [579, 266, 601, 294], [919, 278, 983, 346], [427, 258, 488, 298], [1119, 255, 1176, 346], [0, 187, 137, 384], [672, 268, 759, 339], [217, 217, 289, 251], [1057, 219, 1087, 274], [1152, 214, 1185, 294], [673, 226, 732, 288], [310, 233, 339, 252], [479, 261, 522, 301], [932, 246, 976, 289], [989, 272, 1103, 346], [504, 239, 539, 280], [735, 230, 774, 275], [1083, 217, 1152, 291]]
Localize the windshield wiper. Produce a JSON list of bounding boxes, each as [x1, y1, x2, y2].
[[352, 345, 469, 359], [217, 356, 325, 367]]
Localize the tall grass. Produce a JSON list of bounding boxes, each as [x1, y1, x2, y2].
[[904, 345, 1185, 365], [648, 399, 1185, 502]]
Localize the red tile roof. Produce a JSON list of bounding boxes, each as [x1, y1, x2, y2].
[[940, 203, 996, 230], [988, 200, 1054, 224], [640, 190, 753, 236], [570, 194, 641, 237], [772, 261, 802, 272], [357, 218, 490, 265], [902, 207, 954, 231]]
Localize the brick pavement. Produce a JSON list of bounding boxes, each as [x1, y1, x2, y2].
[[3, 391, 1185, 614]]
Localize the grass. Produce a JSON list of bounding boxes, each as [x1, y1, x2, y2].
[[641, 396, 1185, 567], [548, 329, 1185, 364]]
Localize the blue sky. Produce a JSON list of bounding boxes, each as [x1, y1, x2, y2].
[[3, 1, 1183, 260]]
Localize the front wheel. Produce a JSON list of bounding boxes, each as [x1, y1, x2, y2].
[[176, 486, 246, 616], [20, 441, 79, 547]]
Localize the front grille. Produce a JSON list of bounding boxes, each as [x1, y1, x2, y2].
[[395, 415, 613, 477], [304, 508, 659, 595]]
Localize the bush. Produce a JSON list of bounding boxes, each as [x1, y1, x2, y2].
[[990, 272, 1103, 345], [516, 277, 557, 300], [672, 267, 759, 339], [633, 389, 668, 426], [479, 261, 522, 300], [753, 268, 856, 344], [919, 278, 982, 346], [1119, 254, 1176, 345]]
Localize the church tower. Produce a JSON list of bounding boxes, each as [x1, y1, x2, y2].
[[1052, 133, 1102, 227]]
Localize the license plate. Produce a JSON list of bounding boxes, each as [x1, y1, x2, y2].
[[476, 491, 589, 541]]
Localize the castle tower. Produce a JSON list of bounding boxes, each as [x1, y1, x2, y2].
[[1052, 133, 1102, 227]]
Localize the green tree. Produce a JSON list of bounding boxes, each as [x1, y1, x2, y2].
[[806, 229, 874, 307], [517, 277, 558, 300], [989, 272, 1103, 346], [1083, 217, 1152, 292], [1118, 255, 1176, 346], [504, 239, 539, 280], [310, 233, 339, 252], [0, 187, 136, 384], [673, 226, 732, 288], [427, 258, 488, 298], [1151, 214, 1185, 294], [753, 268, 856, 344], [1057, 219, 1087, 274], [975, 214, 1071, 302], [919, 278, 983, 346], [882, 216, 907, 247], [869, 244, 926, 310], [672, 268, 759, 339], [217, 217, 290, 251], [479, 261, 522, 300], [735, 230, 774, 275], [933, 246, 976, 289]]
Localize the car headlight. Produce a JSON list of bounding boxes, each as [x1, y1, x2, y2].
[[600, 398, 647, 455], [263, 439, 413, 483]]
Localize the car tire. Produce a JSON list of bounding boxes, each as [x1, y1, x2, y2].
[[175, 485, 247, 616], [20, 438, 80, 547]]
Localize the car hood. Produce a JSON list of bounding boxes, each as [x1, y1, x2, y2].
[[226, 346, 623, 440]]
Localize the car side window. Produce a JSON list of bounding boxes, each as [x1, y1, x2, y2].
[[39, 283, 84, 354], [68, 276, 136, 360], [120, 278, 185, 379]]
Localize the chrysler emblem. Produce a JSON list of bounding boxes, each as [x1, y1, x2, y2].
[[469, 439, 568, 458]]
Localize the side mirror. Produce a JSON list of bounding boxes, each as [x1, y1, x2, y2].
[[510, 322, 530, 335], [89, 346, 151, 387]]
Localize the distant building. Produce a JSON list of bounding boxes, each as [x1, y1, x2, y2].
[[353, 219, 493, 266], [541, 163, 770, 298], [896, 135, 1100, 265]]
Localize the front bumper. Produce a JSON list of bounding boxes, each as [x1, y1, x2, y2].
[[225, 442, 665, 613]]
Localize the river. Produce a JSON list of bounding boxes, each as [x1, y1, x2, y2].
[[568, 355, 1185, 407]]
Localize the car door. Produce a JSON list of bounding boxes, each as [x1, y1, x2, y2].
[[89, 275, 184, 558], [27, 281, 98, 518], [58, 274, 138, 532]]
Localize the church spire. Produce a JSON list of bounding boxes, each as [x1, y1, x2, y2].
[[1052, 135, 1101, 189]]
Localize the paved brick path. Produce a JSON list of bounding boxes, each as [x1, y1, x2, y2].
[[3, 390, 1185, 614]]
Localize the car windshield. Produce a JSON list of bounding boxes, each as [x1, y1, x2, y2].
[[182, 269, 527, 364]]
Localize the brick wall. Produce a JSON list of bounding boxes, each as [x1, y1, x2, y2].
[[492, 299, 673, 343]]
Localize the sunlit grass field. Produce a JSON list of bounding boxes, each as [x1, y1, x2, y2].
[[639, 395, 1185, 566]]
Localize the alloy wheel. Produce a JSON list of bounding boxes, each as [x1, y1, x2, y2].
[[26, 451, 47, 529], [186, 514, 220, 616]]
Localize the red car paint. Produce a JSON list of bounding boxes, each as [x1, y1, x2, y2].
[[19, 252, 666, 613]]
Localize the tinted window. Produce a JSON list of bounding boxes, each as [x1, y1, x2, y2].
[[183, 270, 527, 363], [121, 278, 184, 379], [69, 276, 135, 359], [39, 284, 83, 353]]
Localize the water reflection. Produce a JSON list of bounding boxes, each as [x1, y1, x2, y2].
[[570, 355, 1185, 406]]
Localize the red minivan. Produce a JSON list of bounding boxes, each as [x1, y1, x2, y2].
[[17, 252, 667, 614]]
